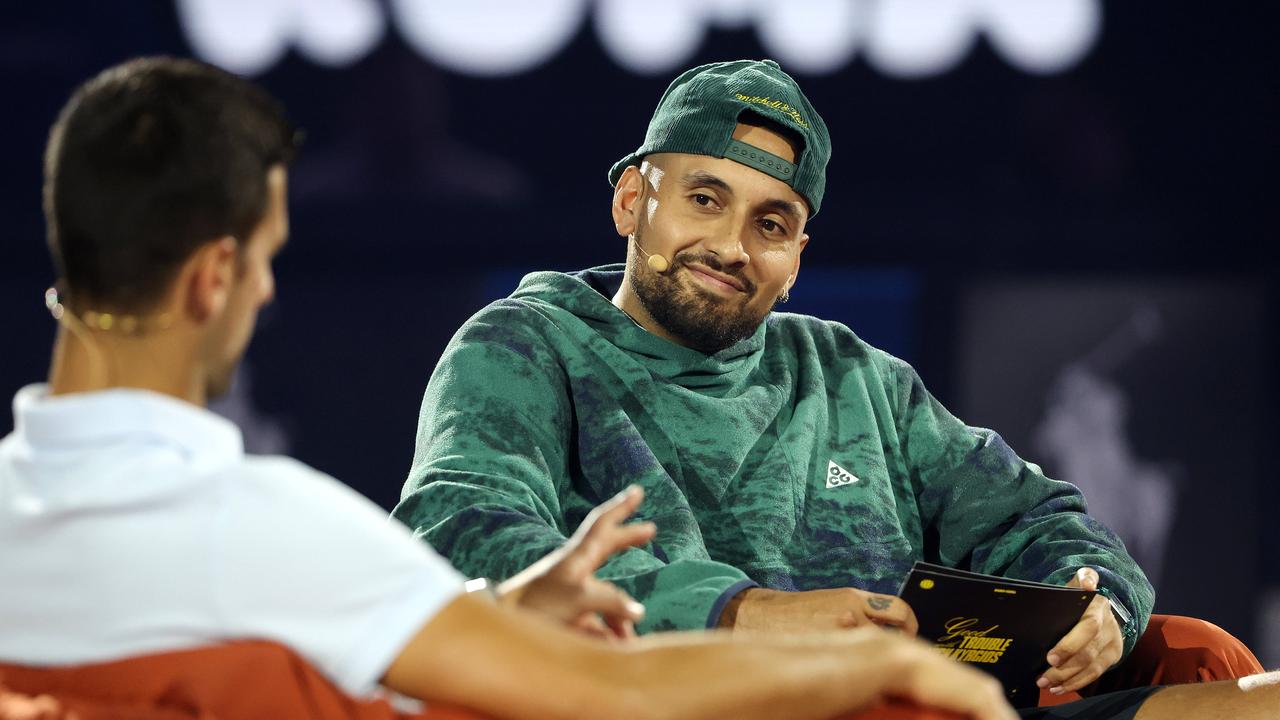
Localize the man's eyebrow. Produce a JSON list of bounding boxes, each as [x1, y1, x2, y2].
[[681, 171, 733, 196], [759, 198, 804, 225]]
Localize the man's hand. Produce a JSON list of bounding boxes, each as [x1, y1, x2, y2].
[[497, 486, 656, 639], [878, 634, 1018, 720], [1038, 567, 1124, 695], [721, 586, 919, 636]]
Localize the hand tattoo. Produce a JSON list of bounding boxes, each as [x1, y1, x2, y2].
[[867, 596, 894, 611]]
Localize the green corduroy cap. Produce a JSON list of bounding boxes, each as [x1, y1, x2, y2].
[[608, 59, 831, 216]]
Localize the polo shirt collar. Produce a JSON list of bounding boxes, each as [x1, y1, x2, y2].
[[13, 384, 244, 466]]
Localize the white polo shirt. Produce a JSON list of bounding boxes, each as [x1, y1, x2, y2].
[[0, 384, 465, 697]]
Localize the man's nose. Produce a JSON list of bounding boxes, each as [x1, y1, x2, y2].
[[702, 216, 750, 268]]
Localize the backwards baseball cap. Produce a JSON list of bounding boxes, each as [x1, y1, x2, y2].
[[608, 59, 831, 216]]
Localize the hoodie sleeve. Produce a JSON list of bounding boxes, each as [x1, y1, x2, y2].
[[883, 355, 1154, 657], [393, 313, 752, 633]]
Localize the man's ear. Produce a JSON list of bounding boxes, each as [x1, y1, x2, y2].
[[184, 236, 238, 323], [611, 166, 643, 238]]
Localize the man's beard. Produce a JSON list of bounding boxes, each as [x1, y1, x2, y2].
[[629, 229, 774, 355]]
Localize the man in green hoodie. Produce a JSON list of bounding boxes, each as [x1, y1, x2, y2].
[[395, 59, 1257, 703]]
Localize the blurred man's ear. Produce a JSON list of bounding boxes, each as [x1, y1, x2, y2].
[[611, 166, 643, 238], [185, 236, 238, 323]]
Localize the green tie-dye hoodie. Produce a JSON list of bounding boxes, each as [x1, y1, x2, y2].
[[394, 265, 1151, 653]]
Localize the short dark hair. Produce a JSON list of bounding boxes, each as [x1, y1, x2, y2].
[[43, 56, 298, 311]]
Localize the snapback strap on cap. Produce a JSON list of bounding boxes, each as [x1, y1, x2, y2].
[[722, 139, 797, 185]]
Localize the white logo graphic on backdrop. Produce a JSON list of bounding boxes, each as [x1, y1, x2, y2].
[[177, 0, 1101, 78], [1032, 307, 1179, 589]]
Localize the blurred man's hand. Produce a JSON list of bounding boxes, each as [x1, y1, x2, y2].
[[498, 486, 655, 638]]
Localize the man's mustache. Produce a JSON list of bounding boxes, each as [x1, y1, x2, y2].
[[672, 252, 757, 295]]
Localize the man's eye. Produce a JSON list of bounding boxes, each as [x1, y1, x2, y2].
[[692, 194, 713, 206], [760, 219, 782, 234]]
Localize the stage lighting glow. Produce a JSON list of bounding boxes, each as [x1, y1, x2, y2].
[[176, 0, 384, 75], [390, 0, 586, 77], [177, 0, 1103, 79]]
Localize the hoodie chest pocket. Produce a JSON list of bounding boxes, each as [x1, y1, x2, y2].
[[753, 458, 917, 594], [796, 456, 913, 552]]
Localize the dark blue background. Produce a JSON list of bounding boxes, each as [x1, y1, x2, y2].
[[1, 2, 1274, 658]]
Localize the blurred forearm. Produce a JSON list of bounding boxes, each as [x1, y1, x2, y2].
[[385, 593, 1010, 720], [1135, 674, 1280, 720]]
